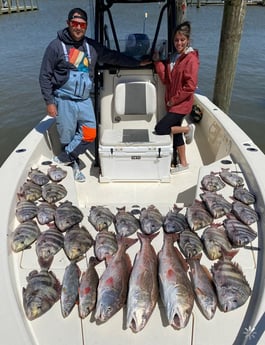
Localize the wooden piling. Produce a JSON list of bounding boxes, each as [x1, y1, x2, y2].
[[212, 0, 247, 114]]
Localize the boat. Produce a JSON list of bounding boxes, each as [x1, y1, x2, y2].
[[1, 1, 264, 344]]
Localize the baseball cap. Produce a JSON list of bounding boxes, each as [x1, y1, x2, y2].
[[68, 8, 87, 22]]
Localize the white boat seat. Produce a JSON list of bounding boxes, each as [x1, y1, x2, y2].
[[114, 81, 156, 116]]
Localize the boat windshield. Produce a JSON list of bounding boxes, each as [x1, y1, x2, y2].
[[97, 2, 169, 60]]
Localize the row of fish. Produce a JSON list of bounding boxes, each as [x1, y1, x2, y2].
[[12, 166, 257, 331]]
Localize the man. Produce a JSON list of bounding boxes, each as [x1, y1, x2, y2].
[[39, 8, 150, 182]]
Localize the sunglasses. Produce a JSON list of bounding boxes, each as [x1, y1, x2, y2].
[[70, 20, 87, 29]]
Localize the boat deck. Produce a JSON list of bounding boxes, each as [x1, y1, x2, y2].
[[6, 135, 258, 345]]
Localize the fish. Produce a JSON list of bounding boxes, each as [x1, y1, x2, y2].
[[178, 229, 203, 258], [232, 201, 259, 225], [163, 205, 189, 233], [36, 201, 56, 225], [200, 191, 232, 219], [28, 168, 50, 186], [15, 199, 38, 223], [223, 215, 257, 247], [139, 204, 163, 235], [201, 224, 233, 260], [201, 172, 226, 192], [64, 225, 94, 262], [18, 180, 42, 202], [219, 168, 244, 187], [11, 220, 41, 253], [95, 236, 137, 323], [42, 182, 67, 203], [47, 164, 67, 182], [23, 270, 61, 320], [94, 229, 118, 261], [187, 253, 217, 320], [78, 256, 100, 319], [61, 262, 81, 318], [114, 206, 140, 237], [211, 251, 251, 312], [158, 232, 194, 330], [233, 186, 256, 205], [88, 205, 115, 231], [35, 225, 64, 270], [126, 232, 159, 333], [54, 200, 84, 232], [185, 199, 213, 231]]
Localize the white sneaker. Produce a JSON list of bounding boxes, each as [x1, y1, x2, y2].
[[72, 161, 86, 182], [53, 155, 72, 166], [170, 164, 189, 174], [185, 124, 195, 145]]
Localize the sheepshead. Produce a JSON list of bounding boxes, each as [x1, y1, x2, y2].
[[94, 229, 118, 261], [78, 256, 100, 319], [88, 205, 115, 231], [28, 168, 50, 186], [23, 270, 61, 320], [18, 180, 42, 202], [233, 186, 256, 205], [201, 172, 226, 192], [163, 205, 189, 233], [37, 201, 56, 225], [139, 204, 163, 234], [158, 232, 194, 330], [232, 201, 258, 225], [64, 225, 94, 262], [35, 225, 64, 270], [223, 215, 257, 247], [11, 220, 41, 253], [201, 224, 233, 260], [126, 232, 159, 333], [200, 191, 231, 219], [187, 253, 217, 320], [47, 164, 67, 182], [42, 182, 67, 203], [15, 200, 38, 223], [54, 201, 83, 232], [61, 262, 81, 318], [219, 168, 244, 187], [178, 229, 203, 258], [114, 206, 140, 237], [186, 199, 213, 231], [95, 236, 137, 323], [211, 252, 251, 312]]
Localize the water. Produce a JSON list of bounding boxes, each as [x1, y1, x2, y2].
[[0, 0, 264, 166]]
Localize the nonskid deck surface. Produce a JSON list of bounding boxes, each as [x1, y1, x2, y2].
[[11, 146, 258, 345]]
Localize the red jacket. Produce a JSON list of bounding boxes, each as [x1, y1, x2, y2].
[[154, 49, 199, 115]]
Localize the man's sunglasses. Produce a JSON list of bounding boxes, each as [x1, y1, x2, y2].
[[70, 20, 87, 29]]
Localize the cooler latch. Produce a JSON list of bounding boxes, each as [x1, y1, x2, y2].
[[157, 148, 161, 158]]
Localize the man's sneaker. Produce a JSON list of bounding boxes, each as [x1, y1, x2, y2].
[[185, 124, 195, 145], [53, 152, 73, 165], [170, 164, 189, 174], [73, 161, 86, 183]]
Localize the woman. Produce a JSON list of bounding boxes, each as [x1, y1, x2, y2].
[[153, 21, 199, 173]]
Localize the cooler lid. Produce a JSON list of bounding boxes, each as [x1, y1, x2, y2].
[[100, 129, 171, 147]]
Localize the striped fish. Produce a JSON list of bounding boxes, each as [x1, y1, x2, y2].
[[23, 270, 61, 320], [47, 165, 67, 182], [163, 205, 189, 233], [233, 186, 256, 205], [11, 220, 41, 252], [64, 225, 94, 262], [223, 216, 257, 247], [94, 229, 118, 261], [232, 201, 259, 225], [139, 204, 163, 235], [28, 168, 50, 186], [201, 172, 226, 192], [178, 229, 203, 258], [219, 168, 244, 187], [54, 201, 83, 232], [37, 201, 56, 225], [42, 182, 67, 203], [200, 191, 232, 219], [211, 251, 251, 312], [35, 226, 64, 270], [19, 180, 42, 202], [186, 199, 213, 231], [15, 200, 38, 223]]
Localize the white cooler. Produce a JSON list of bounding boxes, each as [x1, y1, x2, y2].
[[99, 129, 172, 182]]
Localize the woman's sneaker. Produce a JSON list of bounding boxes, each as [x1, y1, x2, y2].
[[72, 161, 86, 182], [185, 124, 195, 144], [170, 164, 189, 174], [53, 152, 73, 165]]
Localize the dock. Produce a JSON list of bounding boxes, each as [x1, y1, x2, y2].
[[0, 0, 38, 14]]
